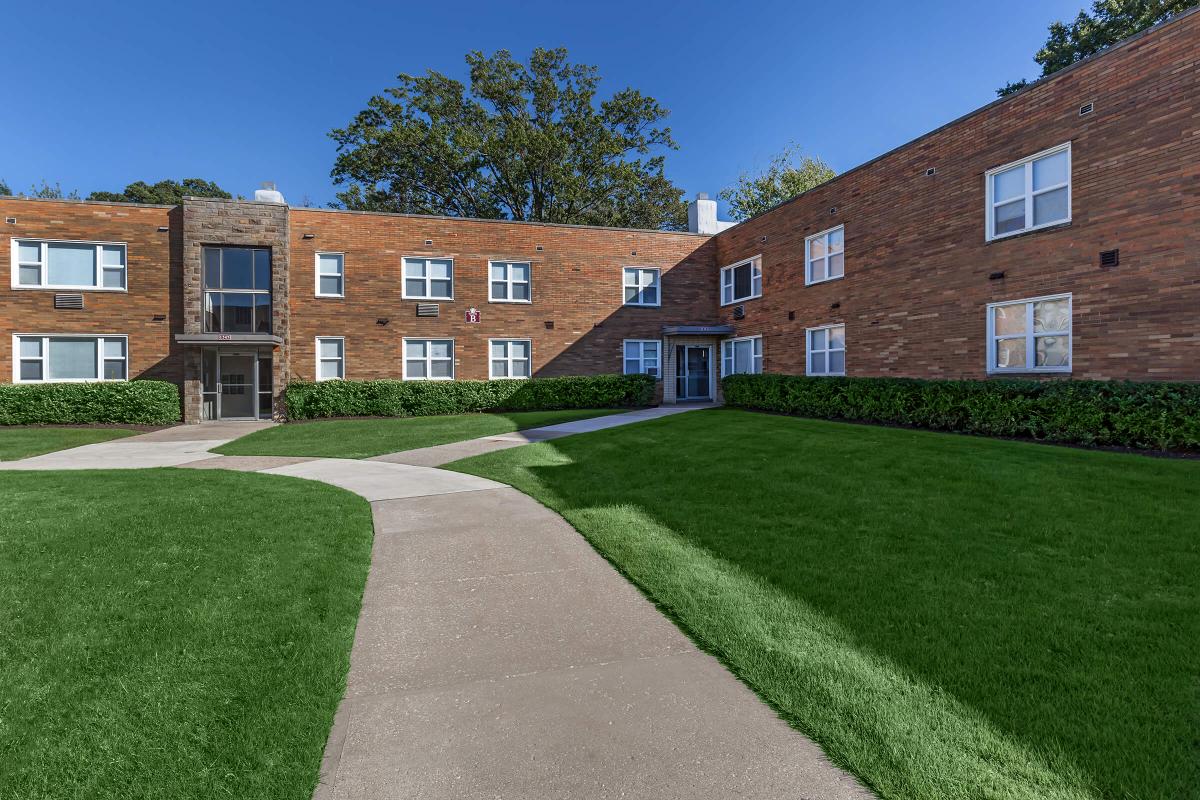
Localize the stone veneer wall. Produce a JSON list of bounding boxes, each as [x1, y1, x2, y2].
[[181, 198, 290, 422]]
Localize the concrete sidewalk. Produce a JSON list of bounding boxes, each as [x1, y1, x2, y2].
[[1, 406, 872, 799]]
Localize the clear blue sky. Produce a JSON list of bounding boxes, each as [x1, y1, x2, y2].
[[4, 0, 1083, 215]]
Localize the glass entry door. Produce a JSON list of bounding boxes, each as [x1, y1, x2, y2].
[[675, 345, 711, 401], [218, 354, 257, 419]]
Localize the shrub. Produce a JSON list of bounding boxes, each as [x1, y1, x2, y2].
[[285, 374, 655, 420], [0, 380, 181, 426], [721, 374, 1200, 451]]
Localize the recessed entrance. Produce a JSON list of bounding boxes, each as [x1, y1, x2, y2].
[[201, 348, 273, 420], [675, 345, 712, 401]]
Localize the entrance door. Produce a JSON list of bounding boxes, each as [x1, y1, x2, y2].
[[675, 345, 711, 401], [218, 354, 257, 419]]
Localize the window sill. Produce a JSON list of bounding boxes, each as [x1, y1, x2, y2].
[[403, 297, 455, 302], [720, 294, 762, 307], [488, 299, 532, 305], [987, 368, 1072, 376], [804, 275, 843, 288], [623, 303, 662, 309], [985, 220, 1072, 244], [10, 285, 128, 293], [315, 293, 345, 299]]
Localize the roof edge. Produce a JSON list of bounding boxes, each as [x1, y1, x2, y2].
[[0, 195, 176, 210]]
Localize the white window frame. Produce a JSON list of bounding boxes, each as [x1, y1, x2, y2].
[[806, 324, 846, 377], [11, 239, 128, 291], [315, 336, 345, 381], [402, 338, 455, 381], [805, 226, 845, 286], [315, 252, 345, 298], [488, 338, 532, 379], [985, 293, 1073, 374], [401, 257, 455, 301], [622, 267, 661, 307], [622, 339, 661, 377], [720, 256, 762, 305], [985, 142, 1072, 242], [488, 261, 532, 304], [721, 335, 763, 377], [12, 334, 129, 383]]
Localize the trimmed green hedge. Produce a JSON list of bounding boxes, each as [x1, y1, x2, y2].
[[0, 380, 181, 426], [285, 374, 655, 420], [722, 373, 1200, 451]]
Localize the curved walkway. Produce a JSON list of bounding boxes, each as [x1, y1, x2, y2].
[[1, 409, 871, 800]]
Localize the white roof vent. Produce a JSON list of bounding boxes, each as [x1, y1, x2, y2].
[[254, 181, 286, 204]]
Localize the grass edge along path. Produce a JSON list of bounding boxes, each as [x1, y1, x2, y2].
[[0, 426, 137, 460]]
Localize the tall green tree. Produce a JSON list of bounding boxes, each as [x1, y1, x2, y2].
[[24, 180, 80, 200], [718, 145, 836, 221], [998, 0, 1197, 95], [88, 178, 231, 205], [329, 47, 688, 230]]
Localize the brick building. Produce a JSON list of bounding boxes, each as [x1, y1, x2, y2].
[[3, 9, 1198, 422]]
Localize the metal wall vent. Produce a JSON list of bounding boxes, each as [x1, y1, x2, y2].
[[416, 303, 439, 317], [732, 305, 746, 320], [1079, 102, 1095, 116], [1099, 249, 1119, 268], [925, 168, 937, 177], [55, 294, 84, 309]]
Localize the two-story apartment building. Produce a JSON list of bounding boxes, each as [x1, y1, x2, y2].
[[3, 8, 1198, 423]]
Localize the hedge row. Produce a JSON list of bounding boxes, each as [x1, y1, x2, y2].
[[0, 380, 182, 426], [285, 374, 656, 420], [722, 373, 1200, 451]]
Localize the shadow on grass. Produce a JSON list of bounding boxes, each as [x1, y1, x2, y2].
[[449, 408, 1200, 800]]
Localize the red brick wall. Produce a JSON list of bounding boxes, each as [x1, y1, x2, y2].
[[713, 11, 1200, 381], [287, 210, 715, 385], [0, 199, 182, 386]]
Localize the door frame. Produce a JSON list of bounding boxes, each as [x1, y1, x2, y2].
[[216, 350, 263, 420], [676, 344, 714, 401]]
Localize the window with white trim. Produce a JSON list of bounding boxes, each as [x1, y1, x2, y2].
[[403, 257, 454, 300], [987, 294, 1071, 373], [807, 325, 845, 376], [720, 257, 762, 305], [316, 253, 344, 297], [489, 261, 531, 303], [316, 337, 344, 380], [14, 335, 127, 382], [623, 340, 660, 377], [805, 226, 844, 285], [622, 267, 660, 306], [722, 335, 763, 376], [12, 240, 126, 290], [986, 143, 1071, 240], [489, 339, 531, 379], [403, 338, 454, 380]]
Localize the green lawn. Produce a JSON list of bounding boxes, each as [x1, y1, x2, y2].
[[0, 469, 374, 800], [213, 409, 622, 459], [450, 408, 1200, 800], [0, 426, 137, 461]]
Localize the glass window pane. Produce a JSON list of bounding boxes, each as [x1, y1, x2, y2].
[[101, 246, 124, 266], [1033, 187, 1068, 226], [809, 236, 826, 259], [490, 263, 506, 281], [828, 252, 844, 278], [404, 259, 425, 277], [18, 264, 40, 285], [996, 338, 1027, 369], [1034, 299, 1070, 332], [829, 326, 846, 348], [430, 279, 452, 298], [624, 287, 639, 303], [318, 253, 342, 275], [203, 248, 221, 288], [19, 338, 42, 357], [319, 360, 341, 379], [625, 359, 639, 374], [1036, 335, 1070, 367], [203, 293, 219, 332], [20, 360, 43, 381], [430, 359, 452, 378], [993, 166, 1024, 202], [48, 338, 98, 379], [809, 258, 826, 282], [511, 282, 530, 301], [103, 360, 126, 380], [491, 360, 509, 377], [406, 359, 427, 378], [810, 329, 826, 350], [828, 228, 844, 252], [254, 294, 271, 333], [429, 340, 452, 359], [102, 267, 125, 288], [103, 339, 125, 358], [428, 259, 452, 279], [319, 339, 342, 359], [810, 351, 827, 375], [222, 293, 254, 333], [512, 360, 530, 378], [253, 249, 271, 290], [994, 199, 1025, 235], [405, 278, 426, 296], [511, 263, 529, 281], [491, 281, 509, 299], [1033, 151, 1068, 190], [641, 270, 657, 288], [512, 341, 529, 359], [733, 340, 751, 373], [319, 275, 342, 295], [734, 264, 751, 298], [491, 341, 507, 359], [405, 340, 426, 359], [641, 286, 658, 305], [624, 342, 640, 359], [18, 241, 40, 263], [830, 350, 845, 374], [46, 243, 96, 285], [222, 248, 254, 289], [993, 304, 1026, 335]]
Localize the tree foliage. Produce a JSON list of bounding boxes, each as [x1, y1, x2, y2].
[[15, 180, 81, 200], [0, 178, 10, 196], [329, 47, 688, 230], [718, 145, 836, 221], [87, 178, 231, 205], [998, 0, 1197, 95]]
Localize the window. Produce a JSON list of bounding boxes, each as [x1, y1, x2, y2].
[[623, 267, 660, 307], [722, 336, 763, 376], [987, 294, 1071, 373], [720, 257, 762, 305], [986, 143, 1071, 241], [403, 257, 453, 300], [316, 253, 344, 297], [489, 261, 531, 303], [12, 240, 126, 290], [489, 339, 531, 379], [806, 226, 844, 285], [403, 338, 454, 380], [623, 340, 660, 376], [316, 337, 344, 380], [202, 247, 272, 334], [14, 335, 127, 382], [807, 325, 845, 376]]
